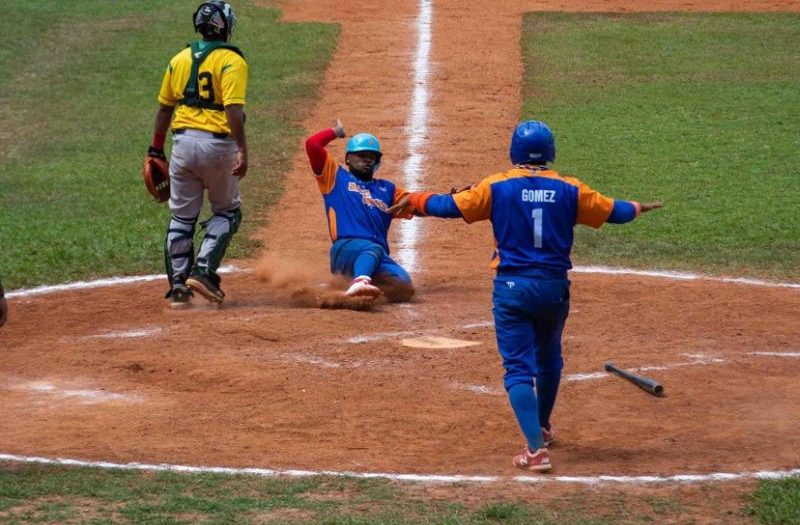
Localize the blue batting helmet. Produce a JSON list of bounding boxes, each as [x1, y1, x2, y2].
[[346, 133, 382, 158], [509, 120, 555, 165]]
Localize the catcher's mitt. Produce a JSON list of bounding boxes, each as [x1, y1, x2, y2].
[[142, 153, 170, 203]]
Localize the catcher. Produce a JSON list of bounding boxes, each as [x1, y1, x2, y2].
[[145, 0, 248, 308], [388, 120, 662, 471], [305, 119, 415, 302]]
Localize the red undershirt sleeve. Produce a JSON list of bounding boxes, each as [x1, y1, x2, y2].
[[305, 128, 337, 175]]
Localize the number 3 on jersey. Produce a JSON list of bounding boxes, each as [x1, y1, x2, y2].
[[531, 208, 543, 248], [198, 72, 215, 103]]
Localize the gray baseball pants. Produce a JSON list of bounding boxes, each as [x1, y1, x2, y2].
[[165, 129, 242, 284]]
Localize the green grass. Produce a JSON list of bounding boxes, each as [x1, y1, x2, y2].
[[749, 477, 800, 525], [0, 0, 338, 288], [0, 464, 725, 524], [521, 13, 800, 280]]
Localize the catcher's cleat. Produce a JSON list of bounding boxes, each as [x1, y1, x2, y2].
[[186, 273, 225, 304], [345, 276, 381, 298], [542, 425, 555, 447], [169, 283, 194, 309], [512, 447, 552, 472]]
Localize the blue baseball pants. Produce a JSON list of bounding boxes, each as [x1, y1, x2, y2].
[[492, 274, 570, 450], [329, 238, 412, 285]]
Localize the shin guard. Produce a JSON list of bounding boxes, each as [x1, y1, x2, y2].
[[164, 214, 197, 288], [195, 208, 242, 275]]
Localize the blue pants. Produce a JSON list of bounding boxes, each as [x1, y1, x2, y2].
[[492, 275, 569, 390], [329, 238, 412, 285], [493, 274, 569, 449]]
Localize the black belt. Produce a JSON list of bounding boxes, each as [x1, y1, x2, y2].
[[173, 128, 229, 139]]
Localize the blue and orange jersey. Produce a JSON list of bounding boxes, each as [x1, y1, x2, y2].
[[306, 129, 407, 252], [430, 166, 622, 273]]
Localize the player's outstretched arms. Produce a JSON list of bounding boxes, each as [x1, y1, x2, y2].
[[640, 201, 663, 213], [385, 194, 410, 215], [606, 200, 663, 224], [385, 192, 431, 216], [385, 191, 463, 219], [306, 120, 343, 175]]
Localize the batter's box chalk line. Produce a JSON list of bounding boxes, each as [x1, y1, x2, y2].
[[0, 453, 798, 486]]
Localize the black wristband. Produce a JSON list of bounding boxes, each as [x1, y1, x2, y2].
[[147, 146, 166, 160]]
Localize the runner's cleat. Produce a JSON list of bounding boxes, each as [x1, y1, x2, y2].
[[512, 447, 552, 472], [345, 276, 381, 298]]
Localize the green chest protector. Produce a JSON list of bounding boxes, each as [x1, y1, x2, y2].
[[180, 41, 245, 111]]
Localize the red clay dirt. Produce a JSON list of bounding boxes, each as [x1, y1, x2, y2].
[[1, 0, 798, 512]]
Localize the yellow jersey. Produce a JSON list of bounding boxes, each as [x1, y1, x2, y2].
[[157, 43, 248, 135]]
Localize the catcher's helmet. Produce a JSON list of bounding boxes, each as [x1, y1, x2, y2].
[[193, 1, 237, 42], [346, 133, 382, 159], [510, 120, 555, 165]]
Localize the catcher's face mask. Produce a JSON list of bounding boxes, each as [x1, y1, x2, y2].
[[194, 1, 237, 42]]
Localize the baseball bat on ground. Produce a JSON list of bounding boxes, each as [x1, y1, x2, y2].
[[604, 361, 664, 397]]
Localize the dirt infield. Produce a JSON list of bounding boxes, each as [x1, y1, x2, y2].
[[1, 0, 798, 500]]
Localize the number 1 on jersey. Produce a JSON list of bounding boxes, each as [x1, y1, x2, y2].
[[531, 208, 543, 248]]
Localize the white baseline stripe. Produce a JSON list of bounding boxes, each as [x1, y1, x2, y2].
[[5, 266, 798, 301], [572, 265, 800, 289], [6, 265, 243, 299], [516, 469, 800, 485], [1, 453, 797, 486], [396, 0, 433, 274]]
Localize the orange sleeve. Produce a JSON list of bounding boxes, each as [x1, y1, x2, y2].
[[316, 153, 339, 195], [566, 176, 615, 228], [452, 176, 496, 223], [393, 185, 409, 204]]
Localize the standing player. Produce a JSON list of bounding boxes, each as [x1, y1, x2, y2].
[[147, 1, 248, 307], [305, 119, 415, 302], [388, 120, 662, 471]]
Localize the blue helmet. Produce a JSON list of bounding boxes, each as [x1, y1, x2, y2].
[[509, 120, 555, 165], [346, 133, 382, 159]]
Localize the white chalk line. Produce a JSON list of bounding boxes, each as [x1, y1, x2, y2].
[[6, 265, 242, 299], [460, 352, 800, 394], [6, 264, 797, 300], [573, 265, 800, 289], [347, 320, 489, 344], [85, 327, 163, 340], [396, 0, 432, 274], [462, 321, 495, 329], [561, 352, 799, 383], [515, 469, 800, 485], [566, 354, 725, 383], [348, 330, 419, 344], [0, 453, 797, 486], [748, 351, 800, 358], [8, 381, 142, 405]]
